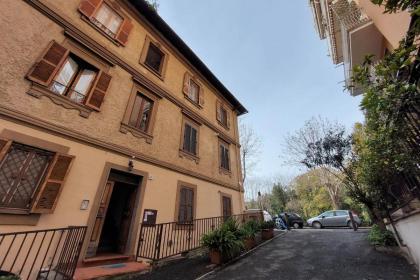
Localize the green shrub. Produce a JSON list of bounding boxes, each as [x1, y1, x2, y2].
[[260, 220, 276, 230], [202, 219, 244, 258], [239, 220, 260, 239], [0, 275, 20, 280], [368, 224, 397, 246]]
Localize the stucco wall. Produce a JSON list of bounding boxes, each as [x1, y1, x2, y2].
[[0, 0, 241, 188], [0, 119, 244, 232], [357, 0, 411, 49], [393, 213, 420, 266]]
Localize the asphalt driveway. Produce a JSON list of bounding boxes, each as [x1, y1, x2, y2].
[[204, 229, 418, 280]]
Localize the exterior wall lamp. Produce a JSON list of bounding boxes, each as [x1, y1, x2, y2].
[[128, 156, 135, 172]]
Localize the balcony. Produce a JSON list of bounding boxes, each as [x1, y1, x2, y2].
[[331, 0, 385, 95]]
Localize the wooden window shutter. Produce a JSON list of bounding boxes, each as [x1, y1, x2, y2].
[[116, 18, 133, 46], [182, 73, 191, 96], [26, 41, 69, 86], [31, 153, 74, 214], [198, 88, 205, 107], [216, 101, 222, 122], [226, 111, 231, 128], [0, 138, 12, 162], [78, 0, 103, 18], [85, 70, 112, 111]]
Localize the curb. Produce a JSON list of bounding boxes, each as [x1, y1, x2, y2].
[[194, 231, 288, 280]]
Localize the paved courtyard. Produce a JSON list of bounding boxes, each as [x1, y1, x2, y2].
[[204, 229, 418, 280]]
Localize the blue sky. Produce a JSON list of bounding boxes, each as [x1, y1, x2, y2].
[[157, 0, 364, 179]]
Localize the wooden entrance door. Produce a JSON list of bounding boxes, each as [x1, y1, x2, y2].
[[86, 181, 114, 258], [117, 186, 137, 253]]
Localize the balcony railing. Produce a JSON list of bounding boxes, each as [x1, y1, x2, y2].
[[0, 226, 87, 280], [331, 0, 370, 32]]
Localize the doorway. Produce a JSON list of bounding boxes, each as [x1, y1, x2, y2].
[[86, 169, 142, 258]]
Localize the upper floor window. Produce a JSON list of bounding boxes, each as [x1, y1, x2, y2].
[[145, 43, 164, 74], [182, 73, 204, 107], [78, 0, 133, 46], [0, 139, 74, 214], [92, 3, 123, 38], [216, 101, 230, 129], [140, 36, 169, 79], [50, 55, 98, 105], [182, 122, 198, 156], [26, 41, 112, 113], [129, 93, 154, 132], [219, 140, 230, 171]]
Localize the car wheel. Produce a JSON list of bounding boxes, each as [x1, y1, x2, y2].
[[312, 222, 322, 229], [293, 222, 300, 229]]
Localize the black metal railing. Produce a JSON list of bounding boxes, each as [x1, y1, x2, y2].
[[136, 213, 262, 262], [0, 226, 87, 280]]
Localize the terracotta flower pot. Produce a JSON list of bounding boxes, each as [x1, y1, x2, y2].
[[261, 228, 274, 240], [209, 249, 223, 265], [244, 237, 256, 250]]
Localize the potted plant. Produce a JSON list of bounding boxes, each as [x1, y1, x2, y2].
[[202, 219, 244, 264], [260, 220, 275, 240], [239, 220, 259, 250]]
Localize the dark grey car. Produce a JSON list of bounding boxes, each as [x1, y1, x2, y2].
[[307, 210, 361, 229]]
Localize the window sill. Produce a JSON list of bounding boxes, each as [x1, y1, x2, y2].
[[0, 207, 31, 215], [27, 83, 93, 118], [184, 94, 203, 109], [219, 167, 232, 176], [179, 149, 200, 164], [0, 212, 40, 226], [217, 120, 229, 131], [81, 16, 121, 47], [120, 123, 153, 144], [141, 61, 165, 81]]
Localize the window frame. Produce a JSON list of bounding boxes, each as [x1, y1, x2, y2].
[[216, 101, 231, 130], [179, 116, 200, 163], [182, 72, 204, 108], [139, 36, 169, 80], [174, 181, 197, 225], [0, 143, 54, 214], [218, 138, 231, 174], [220, 193, 233, 218], [79, 0, 132, 47], [26, 40, 111, 118], [0, 131, 72, 216], [120, 82, 160, 144]]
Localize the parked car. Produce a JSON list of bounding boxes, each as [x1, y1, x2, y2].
[[307, 210, 361, 229], [281, 212, 304, 229], [244, 209, 272, 221]]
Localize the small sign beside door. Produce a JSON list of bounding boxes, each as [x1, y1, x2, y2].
[[142, 209, 158, 226]]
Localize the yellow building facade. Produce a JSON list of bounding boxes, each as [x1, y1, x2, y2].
[[0, 0, 247, 264]]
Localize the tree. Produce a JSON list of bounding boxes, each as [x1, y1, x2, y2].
[[270, 183, 289, 214], [301, 127, 388, 229], [284, 117, 344, 209], [145, 0, 159, 12], [239, 120, 262, 185]]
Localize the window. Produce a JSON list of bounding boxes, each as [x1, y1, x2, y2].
[[216, 101, 230, 129], [321, 211, 334, 217], [78, 0, 133, 46], [182, 122, 198, 156], [128, 93, 154, 132], [0, 139, 74, 214], [92, 3, 123, 38], [178, 186, 194, 224], [145, 43, 164, 74], [182, 73, 204, 107], [188, 79, 200, 103], [219, 141, 230, 171], [50, 55, 98, 105], [335, 210, 348, 216], [26, 41, 112, 115], [0, 143, 54, 211], [120, 84, 160, 143], [140, 36, 168, 78], [222, 195, 232, 218]]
